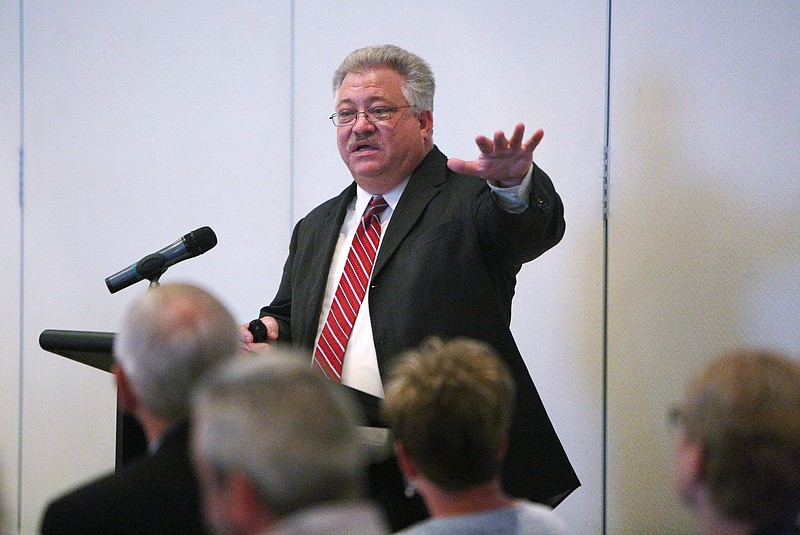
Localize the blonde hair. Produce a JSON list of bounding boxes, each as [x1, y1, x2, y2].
[[383, 337, 515, 490], [680, 349, 800, 523]]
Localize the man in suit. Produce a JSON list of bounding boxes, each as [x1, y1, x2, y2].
[[240, 44, 579, 530], [41, 283, 240, 535]]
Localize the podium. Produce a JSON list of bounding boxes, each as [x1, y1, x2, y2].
[[39, 329, 148, 467]]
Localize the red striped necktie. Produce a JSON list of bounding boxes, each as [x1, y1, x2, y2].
[[313, 195, 389, 381]]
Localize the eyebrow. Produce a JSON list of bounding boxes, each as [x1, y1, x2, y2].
[[335, 96, 394, 109]]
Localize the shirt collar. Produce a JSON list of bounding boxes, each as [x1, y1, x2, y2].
[[354, 176, 410, 217]]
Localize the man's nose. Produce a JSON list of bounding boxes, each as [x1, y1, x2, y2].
[[352, 112, 377, 131]]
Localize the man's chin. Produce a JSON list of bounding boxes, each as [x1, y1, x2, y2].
[[347, 162, 385, 181], [209, 520, 241, 535], [348, 151, 382, 167]]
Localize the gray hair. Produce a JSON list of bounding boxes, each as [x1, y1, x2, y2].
[[191, 352, 367, 514], [332, 44, 435, 113], [113, 283, 239, 421]]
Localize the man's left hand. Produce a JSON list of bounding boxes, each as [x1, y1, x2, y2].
[[447, 123, 543, 187]]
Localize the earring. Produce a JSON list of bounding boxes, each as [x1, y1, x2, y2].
[[404, 480, 416, 498]]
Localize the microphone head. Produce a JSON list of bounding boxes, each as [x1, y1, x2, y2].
[[185, 226, 217, 255]]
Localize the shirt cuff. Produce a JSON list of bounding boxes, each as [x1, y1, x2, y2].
[[488, 165, 534, 214]]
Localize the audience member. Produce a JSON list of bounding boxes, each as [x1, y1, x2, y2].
[[40, 283, 239, 535], [190, 352, 389, 535], [672, 348, 800, 535], [383, 337, 568, 535]]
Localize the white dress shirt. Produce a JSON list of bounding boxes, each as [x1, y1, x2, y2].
[[314, 165, 534, 398]]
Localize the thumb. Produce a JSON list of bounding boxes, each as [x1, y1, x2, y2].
[[447, 157, 469, 174]]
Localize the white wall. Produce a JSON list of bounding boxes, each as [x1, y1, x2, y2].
[[17, 2, 293, 533], [1, 1, 22, 531], [4, 1, 798, 535], [607, 2, 800, 533]]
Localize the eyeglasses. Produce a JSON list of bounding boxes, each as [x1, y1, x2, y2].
[[329, 105, 411, 127], [667, 404, 684, 427]]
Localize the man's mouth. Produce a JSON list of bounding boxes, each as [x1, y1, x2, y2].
[[349, 137, 381, 153]]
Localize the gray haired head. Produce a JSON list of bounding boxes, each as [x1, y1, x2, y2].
[[332, 44, 435, 113], [114, 282, 239, 421], [191, 352, 367, 514]]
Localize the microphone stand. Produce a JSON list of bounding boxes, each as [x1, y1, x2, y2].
[[147, 274, 164, 290], [137, 253, 167, 291]]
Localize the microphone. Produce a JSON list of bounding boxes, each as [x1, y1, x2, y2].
[[105, 226, 217, 294]]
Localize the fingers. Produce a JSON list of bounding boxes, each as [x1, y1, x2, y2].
[[446, 157, 468, 174], [240, 316, 280, 354], [507, 123, 525, 150], [239, 323, 254, 344], [482, 123, 531, 154], [523, 128, 544, 153], [493, 130, 509, 151], [241, 341, 273, 354], [475, 135, 494, 154], [450, 123, 543, 181], [239, 316, 280, 344], [261, 316, 280, 340]]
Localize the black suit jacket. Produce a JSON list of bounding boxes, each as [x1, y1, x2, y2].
[[40, 423, 208, 535], [261, 146, 579, 516]]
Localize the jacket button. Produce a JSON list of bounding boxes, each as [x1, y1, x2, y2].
[[537, 199, 551, 213]]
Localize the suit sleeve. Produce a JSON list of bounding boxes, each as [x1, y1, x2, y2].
[[479, 162, 565, 266], [258, 219, 301, 341]]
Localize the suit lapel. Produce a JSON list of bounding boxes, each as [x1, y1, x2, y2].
[[300, 185, 356, 345], [373, 147, 447, 276], [304, 148, 446, 304]]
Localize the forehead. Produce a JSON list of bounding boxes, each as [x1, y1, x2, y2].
[[335, 67, 406, 105]]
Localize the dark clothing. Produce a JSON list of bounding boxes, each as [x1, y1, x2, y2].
[[751, 516, 800, 535], [261, 146, 579, 529], [40, 423, 208, 535]]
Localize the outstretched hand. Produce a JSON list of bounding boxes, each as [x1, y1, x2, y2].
[[447, 123, 543, 187]]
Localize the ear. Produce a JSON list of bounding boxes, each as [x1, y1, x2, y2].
[[113, 364, 139, 414], [394, 442, 419, 480], [497, 435, 510, 462], [417, 109, 433, 139], [673, 432, 704, 504], [226, 471, 279, 532]]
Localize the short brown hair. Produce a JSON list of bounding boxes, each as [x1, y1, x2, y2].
[[382, 337, 515, 490], [679, 349, 800, 523]]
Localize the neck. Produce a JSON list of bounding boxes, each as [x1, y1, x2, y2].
[[135, 408, 174, 447], [418, 478, 515, 518], [245, 512, 280, 535], [353, 146, 432, 196], [693, 488, 754, 535]]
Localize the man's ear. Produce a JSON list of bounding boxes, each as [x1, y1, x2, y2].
[[394, 442, 419, 480], [112, 364, 138, 414], [673, 432, 705, 504], [417, 109, 433, 140], [497, 435, 510, 462], [227, 471, 279, 532]]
